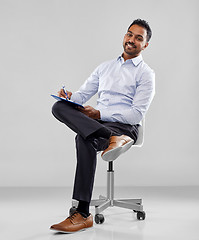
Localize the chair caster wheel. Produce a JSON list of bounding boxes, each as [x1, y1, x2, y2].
[[69, 206, 77, 215], [137, 211, 146, 220], [95, 214, 105, 224]]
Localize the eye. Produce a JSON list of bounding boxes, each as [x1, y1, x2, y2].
[[126, 33, 133, 38], [136, 36, 143, 41]]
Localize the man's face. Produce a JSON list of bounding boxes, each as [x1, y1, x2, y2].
[[123, 24, 149, 59]]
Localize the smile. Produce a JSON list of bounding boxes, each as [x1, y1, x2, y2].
[[126, 43, 136, 49]]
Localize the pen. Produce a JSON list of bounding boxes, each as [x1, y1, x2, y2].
[[62, 85, 68, 99]]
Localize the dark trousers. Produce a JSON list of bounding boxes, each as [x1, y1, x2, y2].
[[52, 101, 139, 203]]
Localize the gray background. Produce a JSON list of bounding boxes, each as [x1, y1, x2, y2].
[[0, 0, 198, 187]]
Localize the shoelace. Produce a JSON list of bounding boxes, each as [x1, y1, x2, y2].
[[68, 211, 79, 221]]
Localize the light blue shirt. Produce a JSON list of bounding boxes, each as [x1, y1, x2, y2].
[[71, 55, 155, 125]]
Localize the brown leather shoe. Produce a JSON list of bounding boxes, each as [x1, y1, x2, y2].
[[101, 135, 134, 161], [50, 212, 93, 233]]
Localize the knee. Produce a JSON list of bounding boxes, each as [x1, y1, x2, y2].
[[52, 101, 63, 118], [75, 134, 85, 146]]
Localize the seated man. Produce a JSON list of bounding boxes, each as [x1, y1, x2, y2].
[[50, 18, 155, 233]]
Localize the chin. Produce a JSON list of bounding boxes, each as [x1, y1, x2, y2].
[[124, 49, 135, 56]]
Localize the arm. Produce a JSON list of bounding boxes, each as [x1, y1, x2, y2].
[[70, 66, 100, 105], [57, 66, 101, 119]]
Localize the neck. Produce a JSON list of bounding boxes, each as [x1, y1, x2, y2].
[[122, 52, 139, 61]]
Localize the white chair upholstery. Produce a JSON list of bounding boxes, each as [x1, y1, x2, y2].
[[134, 118, 145, 147]]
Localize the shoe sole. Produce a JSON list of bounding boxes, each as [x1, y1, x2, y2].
[[102, 139, 134, 161], [50, 225, 93, 234]]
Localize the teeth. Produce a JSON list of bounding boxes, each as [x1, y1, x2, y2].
[[126, 43, 136, 49], [127, 43, 133, 48]]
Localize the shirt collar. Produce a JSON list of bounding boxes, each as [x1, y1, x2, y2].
[[117, 54, 143, 66]]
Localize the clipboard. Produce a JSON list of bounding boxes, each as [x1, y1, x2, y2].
[[51, 95, 84, 108]]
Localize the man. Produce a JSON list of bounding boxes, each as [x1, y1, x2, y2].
[[50, 19, 155, 233]]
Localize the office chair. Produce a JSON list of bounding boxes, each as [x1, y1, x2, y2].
[[70, 119, 146, 224]]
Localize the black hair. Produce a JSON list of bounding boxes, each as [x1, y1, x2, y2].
[[128, 19, 152, 42]]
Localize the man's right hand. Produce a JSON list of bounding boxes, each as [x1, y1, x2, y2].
[[58, 89, 72, 99], [79, 105, 101, 119]]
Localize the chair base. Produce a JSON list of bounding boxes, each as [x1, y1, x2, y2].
[[90, 195, 143, 214], [71, 162, 146, 223], [72, 194, 145, 223]]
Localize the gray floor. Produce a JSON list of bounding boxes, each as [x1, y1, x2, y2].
[[1, 186, 199, 240]]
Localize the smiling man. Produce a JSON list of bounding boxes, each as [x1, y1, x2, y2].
[[50, 19, 155, 233], [123, 23, 149, 59]]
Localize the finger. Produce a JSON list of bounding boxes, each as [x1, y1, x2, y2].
[[84, 105, 91, 110], [57, 91, 62, 97], [67, 91, 72, 99], [58, 89, 66, 98], [60, 89, 66, 97], [78, 107, 83, 112], [78, 107, 85, 113]]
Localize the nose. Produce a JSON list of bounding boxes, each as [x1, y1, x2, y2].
[[129, 35, 135, 43]]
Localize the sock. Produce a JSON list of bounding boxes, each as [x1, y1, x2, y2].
[[76, 200, 90, 217]]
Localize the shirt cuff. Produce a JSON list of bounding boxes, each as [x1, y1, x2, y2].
[[99, 108, 111, 122], [70, 92, 82, 104]]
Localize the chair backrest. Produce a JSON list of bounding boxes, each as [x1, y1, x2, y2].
[[133, 118, 145, 147]]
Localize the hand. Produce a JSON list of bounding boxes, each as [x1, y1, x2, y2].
[[58, 89, 72, 99], [79, 105, 100, 119]]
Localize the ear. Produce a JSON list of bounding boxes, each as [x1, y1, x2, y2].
[[142, 42, 149, 50]]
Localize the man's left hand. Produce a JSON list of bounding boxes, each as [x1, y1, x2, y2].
[[79, 105, 100, 119]]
